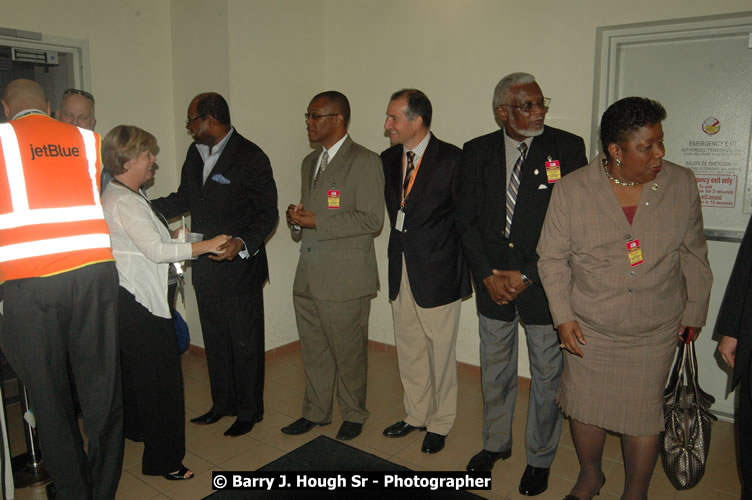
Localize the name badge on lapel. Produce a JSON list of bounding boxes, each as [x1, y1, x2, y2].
[[626, 239, 644, 267], [328, 189, 340, 209], [545, 156, 561, 184]]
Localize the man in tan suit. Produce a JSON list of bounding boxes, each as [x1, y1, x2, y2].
[[283, 91, 385, 441]]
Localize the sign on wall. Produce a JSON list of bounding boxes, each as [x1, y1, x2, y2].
[[593, 13, 752, 241]]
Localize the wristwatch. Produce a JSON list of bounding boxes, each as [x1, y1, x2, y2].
[[521, 273, 533, 287]]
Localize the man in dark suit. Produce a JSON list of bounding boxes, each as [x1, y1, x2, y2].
[[153, 92, 278, 438], [283, 91, 384, 441], [716, 215, 752, 499], [380, 89, 471, 454], [456, 73, 586, 495]]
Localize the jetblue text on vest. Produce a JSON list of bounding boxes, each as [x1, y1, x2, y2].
[[29, 144, 80, 160]]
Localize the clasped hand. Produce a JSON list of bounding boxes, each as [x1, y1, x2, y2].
[[482, 269, 528, 305], [209, 236, 244, 261], [286, 203, 317, 229]]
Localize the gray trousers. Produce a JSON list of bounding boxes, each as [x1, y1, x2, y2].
[[0, 263, 123, 499], [479, 313, 562, 467]]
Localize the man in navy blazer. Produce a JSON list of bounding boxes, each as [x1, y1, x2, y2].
[[153, 92, 278, 438], [456, 73, 586, 495], [380, 89, 471, 454]]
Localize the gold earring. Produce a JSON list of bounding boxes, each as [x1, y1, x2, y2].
[[615, 158, 622, 167]]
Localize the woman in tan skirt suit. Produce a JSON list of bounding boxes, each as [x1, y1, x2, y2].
[[537, 97, 712, 500]]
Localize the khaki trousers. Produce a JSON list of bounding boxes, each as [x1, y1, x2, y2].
[[391, 256, 460, 435]]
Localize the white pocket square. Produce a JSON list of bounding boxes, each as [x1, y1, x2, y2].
[[538, 184, 548, 190], [211, 173, 231, 184]]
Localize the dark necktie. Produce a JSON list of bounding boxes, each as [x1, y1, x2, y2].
[[403, 151, 416, 196], [313, 151, 329, 187], [504, 142, 528, 238]]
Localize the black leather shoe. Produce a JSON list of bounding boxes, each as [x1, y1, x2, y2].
[[45, 482, 56, 499], [281, 417, 329, 435], [224, 416, 263, 437], [466, 448, 512, 471], [336, 421, 363, 440], [382, 420, 427, 437], [519, 465, 549, 496], [190, 410, 228, 425], [421, 432, 446, 453]]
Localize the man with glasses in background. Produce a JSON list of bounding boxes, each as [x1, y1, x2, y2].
[[56, 88, 110, 191], [283, 91, 384, 441], [455, 73, 586, 495]]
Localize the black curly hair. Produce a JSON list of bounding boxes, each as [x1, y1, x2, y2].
[[599, 97, 666, 160]]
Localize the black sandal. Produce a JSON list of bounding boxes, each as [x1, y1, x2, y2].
[[163, 466, 194, 480]]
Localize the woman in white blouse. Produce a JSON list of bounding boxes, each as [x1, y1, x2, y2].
[[101, 125, 229, 481]]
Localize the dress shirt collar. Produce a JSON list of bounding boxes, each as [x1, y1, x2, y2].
[[322, 133, 348, 162], [503, 128, 533, 160], [12, 109, 47, 120], [196, 126, 234, 163], [402, 131, 431, 160]]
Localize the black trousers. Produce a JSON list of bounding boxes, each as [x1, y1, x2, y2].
[[118, 286, 185, 475], [0, 263, 123, 500], [196, 289, 265, 420], [741, 368, 752, 500]]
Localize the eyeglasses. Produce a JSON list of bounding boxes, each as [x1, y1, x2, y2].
[[185, 115, 202, 125], [499, 97, 551, 113], [304, 113, 337, 121], [63, 88, 95, 103]]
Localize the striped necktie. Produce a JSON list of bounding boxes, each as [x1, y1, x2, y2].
[[504, 142, 528, 238], [313, 150, 329, 187], [403, 151, 416, 196]]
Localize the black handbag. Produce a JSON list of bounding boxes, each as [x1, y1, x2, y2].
[[660, 338, 717, 490]]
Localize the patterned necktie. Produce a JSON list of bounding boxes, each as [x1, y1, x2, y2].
[[313, 151, 329, 187], [504, 142, 528, 238], [403, 151, 416, 196]]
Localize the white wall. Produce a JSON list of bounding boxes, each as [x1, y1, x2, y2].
[[168, 0, 231, 341], [3, 0, 748, 416], [2, 0, 181, 197]]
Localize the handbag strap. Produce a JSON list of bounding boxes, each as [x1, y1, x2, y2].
[[668, 342, 689, 404]]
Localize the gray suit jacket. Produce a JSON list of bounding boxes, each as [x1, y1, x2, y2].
[[537, 155, 712, 332], [292, 136, 385, 301]]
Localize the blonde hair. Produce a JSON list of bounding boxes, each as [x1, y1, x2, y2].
[[102, 125, 159, 175]]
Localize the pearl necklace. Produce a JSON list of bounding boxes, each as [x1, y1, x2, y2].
[[603, 160, 640, 187]]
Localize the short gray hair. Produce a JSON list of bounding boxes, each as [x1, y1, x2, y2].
[[492, 72, 537, 109]]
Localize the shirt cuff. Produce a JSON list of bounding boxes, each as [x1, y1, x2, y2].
[[237, 237, 250, 259]]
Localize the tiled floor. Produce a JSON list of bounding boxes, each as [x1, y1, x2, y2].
[[10, 343, 742, 499]]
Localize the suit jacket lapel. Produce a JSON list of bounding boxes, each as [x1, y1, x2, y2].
[[315, 136, 353, 190], [387, 149, 403, 207], [201, 131, 238, 193], [484, 130, 508, 225], [631, 165, 667, 230], [588, 156, 634, 233], [403, 135, 439, 212]]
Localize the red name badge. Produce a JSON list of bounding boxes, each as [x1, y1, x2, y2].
[[545, 160, 561, 183], [626, 239, 644, 267], [327, 190, 340, 209]]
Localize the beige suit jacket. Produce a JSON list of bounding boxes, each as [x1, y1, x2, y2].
[[537, 156, 712, 333], [292, 136, 385, 301]]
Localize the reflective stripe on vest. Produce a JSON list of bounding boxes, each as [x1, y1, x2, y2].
[[0, 233, 111, 262], [0, 122, 110, 262], [0, 124, 105, 230]]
